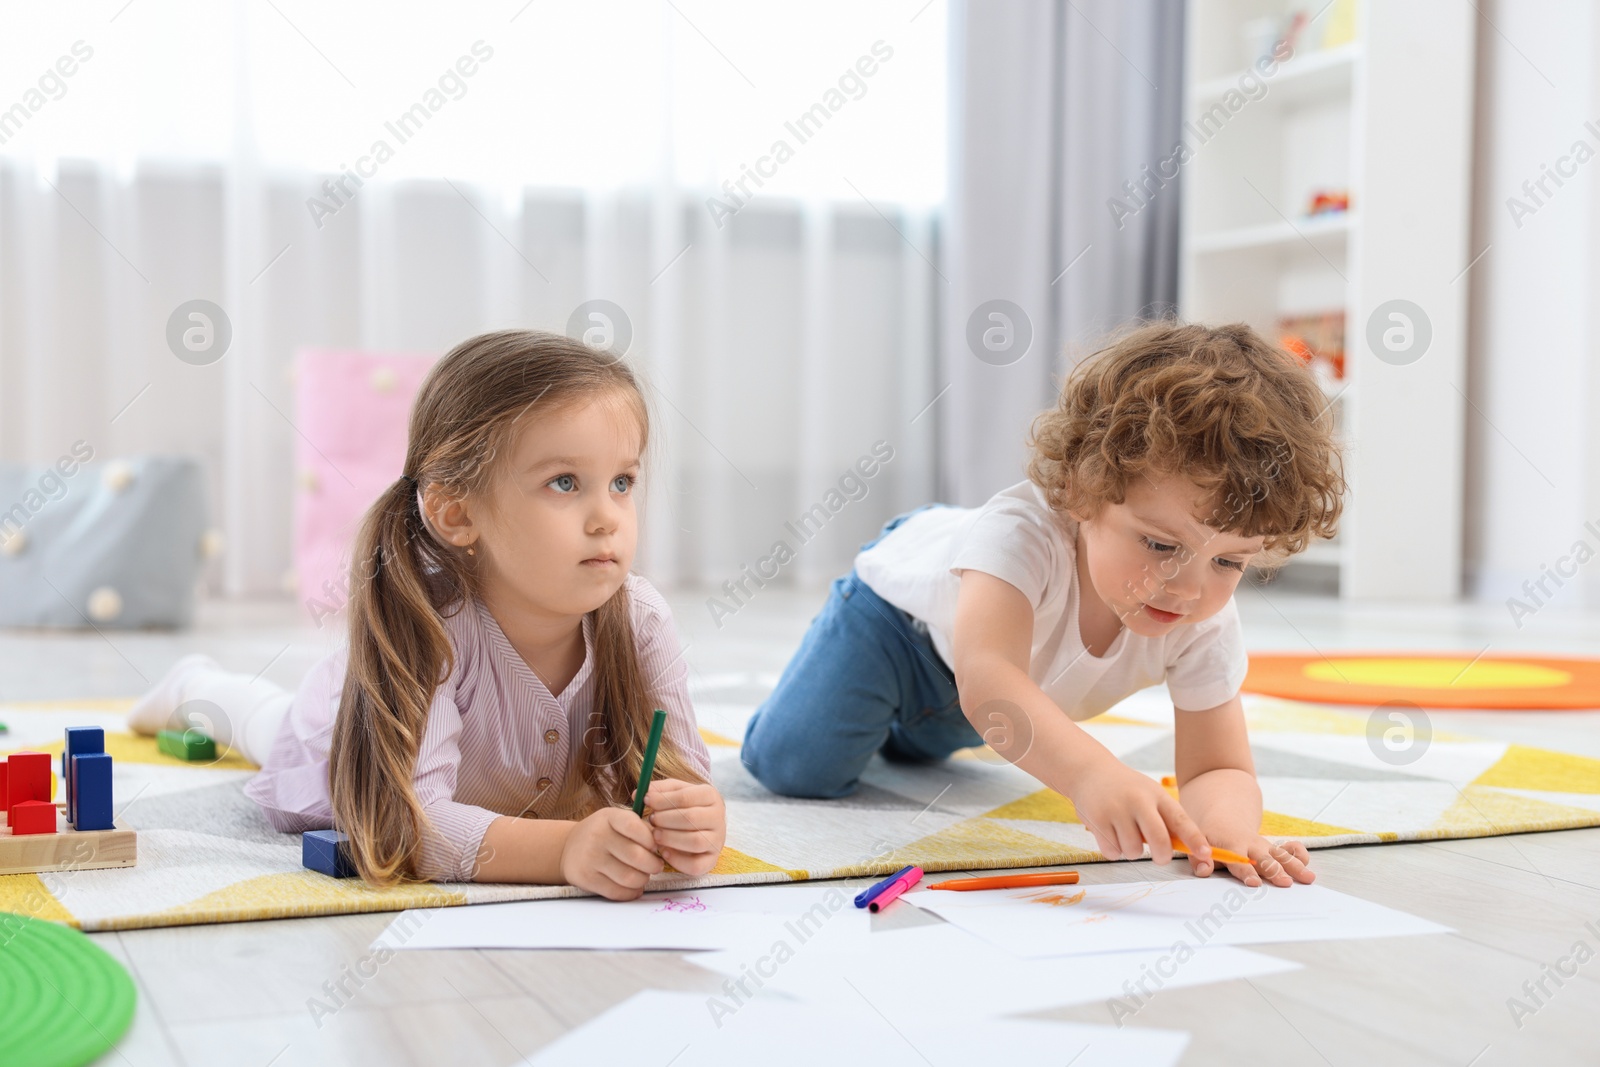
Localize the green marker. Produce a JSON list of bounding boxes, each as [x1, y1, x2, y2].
[[632, 708, 667, 816]]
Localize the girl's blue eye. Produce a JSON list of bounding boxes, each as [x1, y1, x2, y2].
[[549, 474, 577, 493], [611, 475, 634, 494]]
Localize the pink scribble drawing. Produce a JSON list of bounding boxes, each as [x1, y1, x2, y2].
[[654, 895, 708, 913]]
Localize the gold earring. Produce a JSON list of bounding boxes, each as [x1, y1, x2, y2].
[[467, 545, 476, 556]]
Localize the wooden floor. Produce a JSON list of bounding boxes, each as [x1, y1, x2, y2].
[[4, 579, 1599, 1066]]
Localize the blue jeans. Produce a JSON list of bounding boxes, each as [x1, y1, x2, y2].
[[741, 508, 984, 798]]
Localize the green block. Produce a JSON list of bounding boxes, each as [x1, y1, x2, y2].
[[158, 728, 216, 761]]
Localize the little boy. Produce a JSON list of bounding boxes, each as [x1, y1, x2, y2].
[[741, 321, 1345, 888]]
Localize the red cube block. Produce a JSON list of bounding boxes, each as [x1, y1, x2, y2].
[[10, 799, 56, 835], [6, 751, 50, 819], [0, 759, 7, 803]]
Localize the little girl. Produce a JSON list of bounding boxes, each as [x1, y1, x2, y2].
[[129, 330, 726, 896]]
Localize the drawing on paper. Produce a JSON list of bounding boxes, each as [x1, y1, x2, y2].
[[653, 895, 708, 913], [1021, 889, 1086, 907]]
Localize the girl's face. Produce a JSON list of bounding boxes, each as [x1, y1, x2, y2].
[[1071, 469, 1263, 639], [472, 391, 644, 620]]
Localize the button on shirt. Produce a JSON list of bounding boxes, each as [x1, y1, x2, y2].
[[853, 481, 1249, 719], [242, 574, 711, 881]]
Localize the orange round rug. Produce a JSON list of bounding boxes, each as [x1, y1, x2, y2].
[[1242, 652, 1600, 710]]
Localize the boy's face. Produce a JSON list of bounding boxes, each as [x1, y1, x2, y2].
[[1071, 470, 1263, 638]]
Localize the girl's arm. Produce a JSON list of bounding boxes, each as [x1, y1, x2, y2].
[[1173, 692, 1315, 887], [473, 816, 575, 883], [473, 810, 667, 898], [951, 570, 1211, 864]]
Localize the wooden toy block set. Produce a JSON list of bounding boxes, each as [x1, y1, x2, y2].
[[0, 727, 136, 876]]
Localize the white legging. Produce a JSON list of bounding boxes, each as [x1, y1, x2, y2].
[[177, 668, 295, 767]]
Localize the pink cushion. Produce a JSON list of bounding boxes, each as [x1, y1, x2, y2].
[[292, 349, 437, 625]]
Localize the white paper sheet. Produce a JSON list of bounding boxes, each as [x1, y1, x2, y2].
[[686, 920, 1301, 1017], [376, 884, 869, 952], [527, 989, 1190, 1067], [903, 878, 1452, 959]]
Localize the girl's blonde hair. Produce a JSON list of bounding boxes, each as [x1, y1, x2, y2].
[[330, 329, 705, 885]]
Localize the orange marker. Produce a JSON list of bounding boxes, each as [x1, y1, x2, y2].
[[1159, 777, 1252, 866], [927, 871, 1080, 892], [1171, 838, 1253, 866]]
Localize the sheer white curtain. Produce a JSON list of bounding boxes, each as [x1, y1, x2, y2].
[[940, 0, 1186, 505], [0, 1, 947, 601]]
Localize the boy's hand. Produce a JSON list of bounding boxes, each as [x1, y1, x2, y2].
[[642, 779, 726, 876], [1069, 756, 1212, 866], [560, 807, 664, 900], [1188, 833, 1315, 888]]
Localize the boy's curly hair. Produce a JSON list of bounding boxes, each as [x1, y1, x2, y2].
[[1027, 321, 1346, 573]]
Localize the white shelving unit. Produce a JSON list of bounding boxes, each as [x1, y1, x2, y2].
[[1179, 0, 1476, 601]]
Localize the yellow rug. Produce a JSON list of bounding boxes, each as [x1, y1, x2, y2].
[[2, 691, 1597, 931]]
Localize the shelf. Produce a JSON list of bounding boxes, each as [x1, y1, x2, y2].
[[1193, 42, 1361, 108], [1290, 541, 1343, 567], [1190, 211, 1354, 255], [1315, 377, 1352, 406]]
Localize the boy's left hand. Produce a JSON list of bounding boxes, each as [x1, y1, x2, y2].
[[1188, 833, 1315, 888], [642, 779, 726, 876]]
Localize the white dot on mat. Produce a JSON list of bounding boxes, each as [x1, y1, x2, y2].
[[1, 529, 25, 556]]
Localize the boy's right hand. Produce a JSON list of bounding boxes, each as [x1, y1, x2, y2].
[[560, 807, 665, 900], [1069, 755, 1211, 867]]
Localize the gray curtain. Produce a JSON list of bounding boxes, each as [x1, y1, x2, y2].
[[940, 0, 1186, 505]]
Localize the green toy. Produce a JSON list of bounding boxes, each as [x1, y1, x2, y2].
[[0, 911, 137, 1067], [157, 729, 216, 761]]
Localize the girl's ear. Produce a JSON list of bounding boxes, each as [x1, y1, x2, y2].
[[421, 483, 478, 550]]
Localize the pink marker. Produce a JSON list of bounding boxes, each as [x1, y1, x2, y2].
[[867, 865, 924, 912]]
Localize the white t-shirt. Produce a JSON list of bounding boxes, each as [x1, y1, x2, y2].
[[853, 481, 1249, 719]]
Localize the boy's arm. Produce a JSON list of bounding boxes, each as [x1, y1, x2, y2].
[[1172, 693, 1262, 842], [949, 570, 1106, 792], [1173, 693, 1315, 886], [951, 570, 1209, 864]]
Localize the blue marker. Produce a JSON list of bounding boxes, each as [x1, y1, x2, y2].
[[855, 864, 915, 909]]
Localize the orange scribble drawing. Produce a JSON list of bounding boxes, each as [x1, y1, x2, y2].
[[1021, 888, 1086, 907]]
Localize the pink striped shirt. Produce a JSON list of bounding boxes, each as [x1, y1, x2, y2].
[[242, 575, 711, 881]]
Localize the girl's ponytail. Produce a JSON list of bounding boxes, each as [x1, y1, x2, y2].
[[329, 475, 464, 885]]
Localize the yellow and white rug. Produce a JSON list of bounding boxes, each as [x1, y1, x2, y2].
[[2, 691, 1597, 932]]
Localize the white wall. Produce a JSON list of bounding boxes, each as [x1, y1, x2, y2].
[[1464, 0, 1600, 618]]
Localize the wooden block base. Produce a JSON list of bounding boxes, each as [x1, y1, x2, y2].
[[0, 808, 137, 875]]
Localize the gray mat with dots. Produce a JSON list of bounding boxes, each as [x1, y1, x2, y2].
[[0, 454, 209, 628]]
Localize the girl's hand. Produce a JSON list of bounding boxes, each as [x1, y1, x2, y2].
[[642, 779, 726, 876], [560, 807, 664, 900], [1189, 834, 1315, 888], [1068, 756, 1212, 866]]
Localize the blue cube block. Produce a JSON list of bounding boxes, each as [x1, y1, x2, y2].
[[71, 752, 113, 831], [64, 727, 105, 826], [302, 829, 357, 878]]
